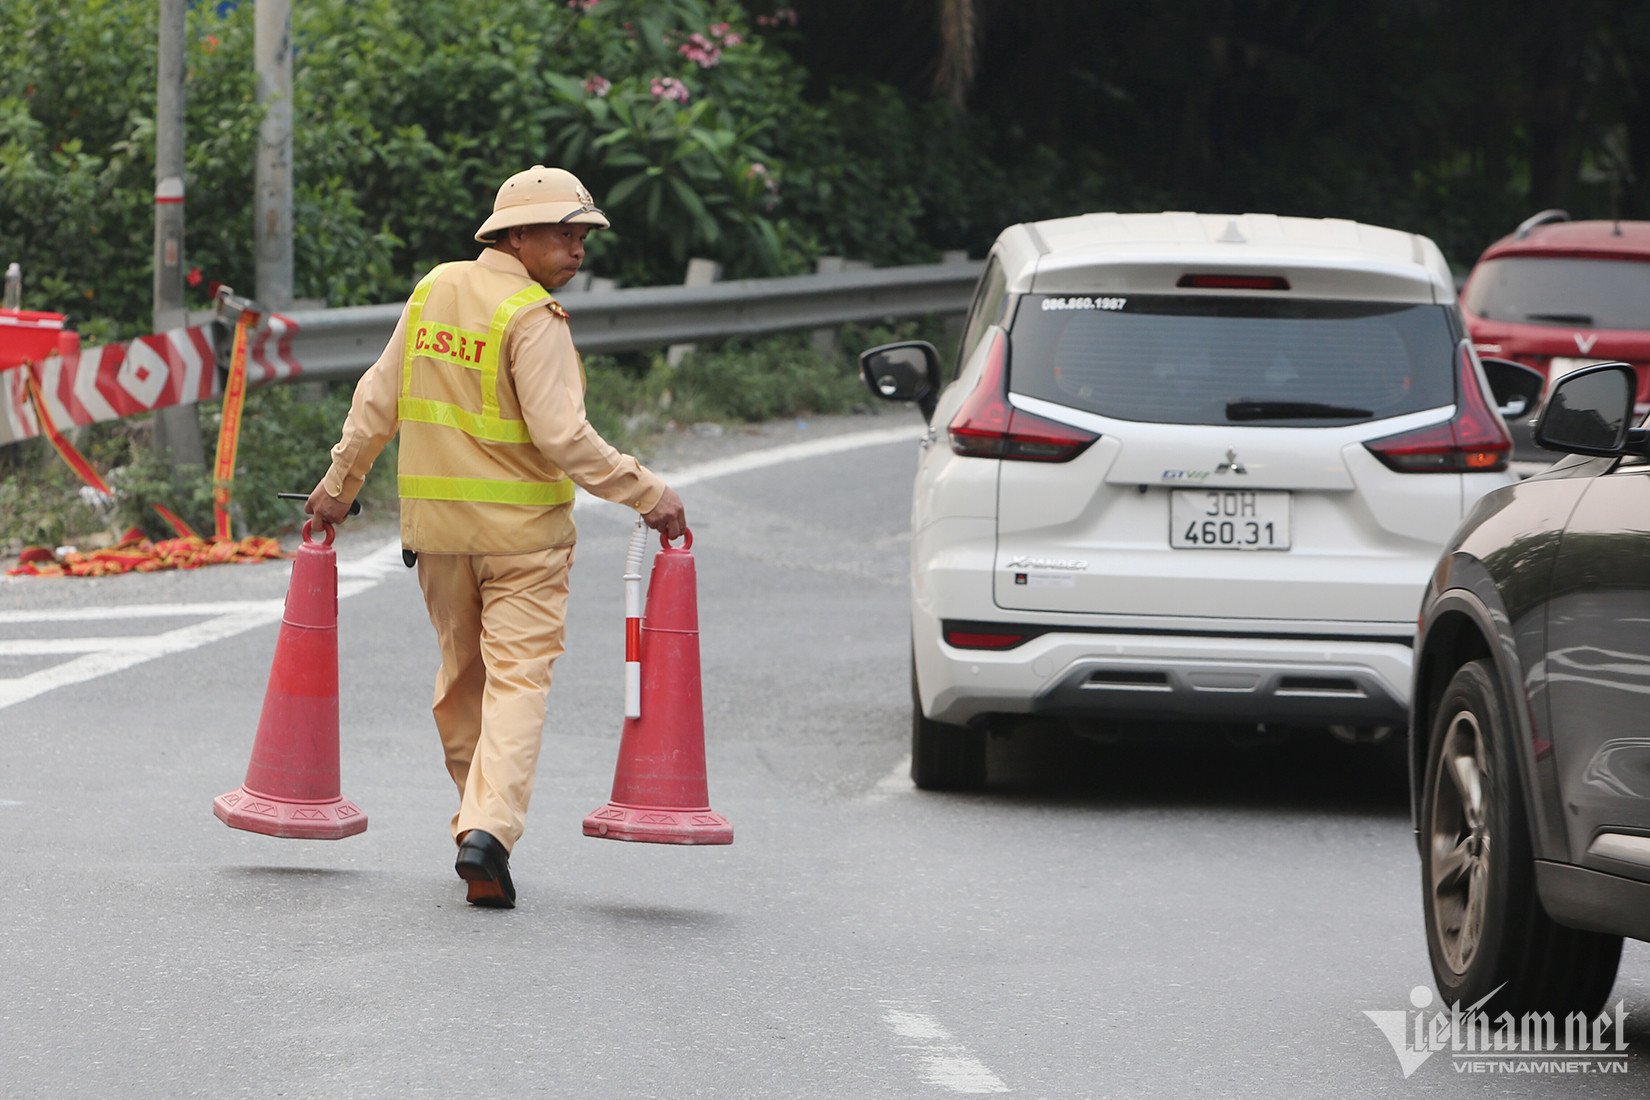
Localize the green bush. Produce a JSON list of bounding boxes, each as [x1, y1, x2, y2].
[[0, 0, 816, 337], [0, 437, 115, 550], [774, 81, 1111, 265], [118, 382, 399, 540], [665, 336, 869, 422]]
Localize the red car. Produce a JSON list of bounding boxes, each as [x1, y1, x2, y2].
[[1460, 210, 1650, 409]]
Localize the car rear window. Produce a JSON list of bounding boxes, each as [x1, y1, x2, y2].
[[1008, 295, 1456, 426], [1461, 256, 1650, 329]]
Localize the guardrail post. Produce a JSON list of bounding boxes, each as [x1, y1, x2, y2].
[[811, 257, 870, 359], [559, 274, 618, 296], [666, 258, 722, 367]]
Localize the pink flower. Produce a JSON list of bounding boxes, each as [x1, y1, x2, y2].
[[649, 77, 690, 103], [745, 162, 779, 196], [583, 74, 611, 97], [678, 32, 722, 68], [709, 22, 730, 36]]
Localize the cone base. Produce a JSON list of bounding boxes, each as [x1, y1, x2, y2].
[[213, 786, 367, 840], [583, 802, 732, 845]]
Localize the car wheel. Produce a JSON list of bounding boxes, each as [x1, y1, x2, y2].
[[1420, 658, 1622, 1017], [910, 654, 986, 791]]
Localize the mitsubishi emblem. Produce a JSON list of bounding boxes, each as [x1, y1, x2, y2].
[[1215, 448, 1247, 475]]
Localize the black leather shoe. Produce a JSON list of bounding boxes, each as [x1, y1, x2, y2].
[[455, 829, 515, 908]]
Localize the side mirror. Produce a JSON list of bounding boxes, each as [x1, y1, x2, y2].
[[859, 340, 942, 422], [1478, 357, 1545, 420], [1533, 362, 1638, 456]]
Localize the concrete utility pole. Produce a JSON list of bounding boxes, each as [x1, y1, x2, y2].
[[152, 0, 204, 468], [254, 0, 293, 314]]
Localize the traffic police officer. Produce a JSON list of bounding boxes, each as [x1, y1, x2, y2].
[[307, 165, 686, 908]]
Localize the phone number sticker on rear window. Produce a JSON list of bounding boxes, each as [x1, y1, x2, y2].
[[1170, 489, 1290, 550], [1041, 296, 1127, 311]]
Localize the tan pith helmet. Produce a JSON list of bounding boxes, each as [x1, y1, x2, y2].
[[474, 165, 609, 242]]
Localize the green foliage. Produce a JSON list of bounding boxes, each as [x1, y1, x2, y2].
[[775, 81, 1109, 265], [663, 335, 872, 423], [0, 437, 116, 550], [109, 381, 399, 541], [0, 0, 816, 338]]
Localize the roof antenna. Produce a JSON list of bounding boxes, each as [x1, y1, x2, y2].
[[1217, 219, 1246, 243]]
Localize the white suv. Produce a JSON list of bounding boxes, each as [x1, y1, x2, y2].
[[863, 212, 1542, 790]]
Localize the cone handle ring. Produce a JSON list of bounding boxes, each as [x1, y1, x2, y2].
[[661, 527, 693, 551], [301, 519, 337, 547]]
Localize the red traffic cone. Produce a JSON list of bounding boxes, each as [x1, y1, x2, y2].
[[213, 520, 366, 839], [585, 530, 732, 845]]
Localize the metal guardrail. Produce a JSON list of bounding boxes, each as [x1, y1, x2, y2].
[[285, 259, 984, 382], [0, 259, 981, 448]]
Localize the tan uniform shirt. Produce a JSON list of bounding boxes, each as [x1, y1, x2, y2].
[[321, 249, 664, 551]]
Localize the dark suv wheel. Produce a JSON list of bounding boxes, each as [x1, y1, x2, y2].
[[1420, 659, 1622, 1016], [910, 653, 986, 791]]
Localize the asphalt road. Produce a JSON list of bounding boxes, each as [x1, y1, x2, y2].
[[2, 413, 1646, 1098]]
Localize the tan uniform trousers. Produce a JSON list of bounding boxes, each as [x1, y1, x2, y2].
[[415, 545, 573, 852]]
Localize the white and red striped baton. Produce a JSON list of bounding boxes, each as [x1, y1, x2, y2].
[[623, 517, 647, 718]]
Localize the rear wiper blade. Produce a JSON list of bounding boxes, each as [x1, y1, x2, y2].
[[1525, 311, 1595, 324], [1226, 400, 1372, 421]]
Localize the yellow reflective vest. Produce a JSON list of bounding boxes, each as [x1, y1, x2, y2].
[[397, 261, 578, 554]]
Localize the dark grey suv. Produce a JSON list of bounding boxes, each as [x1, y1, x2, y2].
[[1411, 361, 1650, 1016]]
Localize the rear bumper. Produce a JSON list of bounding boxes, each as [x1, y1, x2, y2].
[[1536, 860, 1650, 943], [916, 612, 1412, 728], [1030, 651, 1407, 725]]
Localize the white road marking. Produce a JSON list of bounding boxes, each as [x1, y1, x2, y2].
[[0, 575, 386, 711], [0, 599, 284, 624], [650, 424, 923, 489], [0, 426, 921, 711], [882, 1005, 1010, 1094], [336, 537, 410, 580], [0, 604, 285, 711], [871, 754, 913, 796], [0, 636, 134, 655]]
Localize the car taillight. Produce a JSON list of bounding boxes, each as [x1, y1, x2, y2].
[[947, 330, 1099, 462], [1364, 345, 1512, 473], [943, 625, 1031, 650]]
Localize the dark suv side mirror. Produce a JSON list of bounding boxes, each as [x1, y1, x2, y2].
[[1478, 357, 1545, 420], [1533, 362, 1641, 456], [860, 340, 943, 422]]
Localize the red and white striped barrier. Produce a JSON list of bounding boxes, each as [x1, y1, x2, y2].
[[0, 315, 301, 447]]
